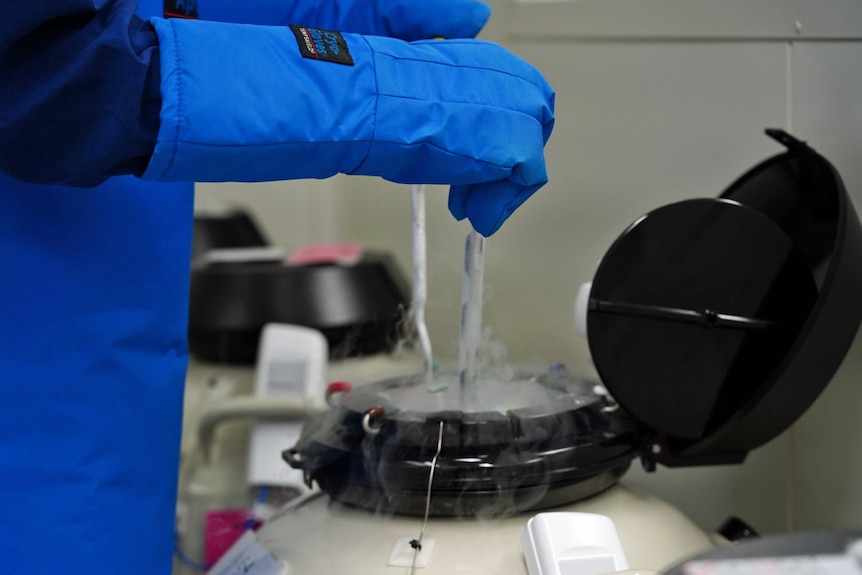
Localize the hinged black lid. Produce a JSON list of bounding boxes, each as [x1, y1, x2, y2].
[[586, 130, 862, 469]]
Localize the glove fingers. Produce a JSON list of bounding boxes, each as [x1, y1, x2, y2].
[[541, 98, 555, 144], [506, 134, 549, 187], [355, 97, 546, 185], [448, 131, 548, 236], [362, 36, 554, 186], [451, 177, 546, 237], [449, 184, 471, 222]]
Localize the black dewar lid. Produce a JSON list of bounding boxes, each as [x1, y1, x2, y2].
[[587, 129, 862, 469]]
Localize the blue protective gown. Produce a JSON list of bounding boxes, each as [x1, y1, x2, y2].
[[0, 2, 193, 575]]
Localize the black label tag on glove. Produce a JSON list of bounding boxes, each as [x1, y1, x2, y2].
[[164, 0, 198, 19], [289, 25, 354, 66]]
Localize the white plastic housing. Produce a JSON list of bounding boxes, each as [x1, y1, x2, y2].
[[522, 512, 629, 575], [247, 324, 328, 487]]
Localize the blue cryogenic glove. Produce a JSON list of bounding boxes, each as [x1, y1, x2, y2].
[[198, 0, 492, 41], [144, 19, 554, 236]]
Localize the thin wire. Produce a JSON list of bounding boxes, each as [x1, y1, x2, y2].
[[409, 420, 444, 575]]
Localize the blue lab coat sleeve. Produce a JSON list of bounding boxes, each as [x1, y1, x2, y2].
[[0, 2, 161, 186]]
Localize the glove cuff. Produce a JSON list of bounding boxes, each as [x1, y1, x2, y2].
[[143, 18, 378, 183]]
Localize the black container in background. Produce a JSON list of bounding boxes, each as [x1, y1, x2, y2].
[[189, 209, 410, 364]]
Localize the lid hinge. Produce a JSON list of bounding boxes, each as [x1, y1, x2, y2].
[[639, 438, 748, 472]]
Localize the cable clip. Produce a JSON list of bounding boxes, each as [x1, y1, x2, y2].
[[362, 406, 385, 435]]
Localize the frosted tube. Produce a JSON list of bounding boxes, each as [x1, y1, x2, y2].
[[411, 184, 433, 382], [459, 230, 485, 405]]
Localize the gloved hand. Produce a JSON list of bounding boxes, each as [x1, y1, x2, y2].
[[143, 19, 554, 236], [201, 0, 492, 41]]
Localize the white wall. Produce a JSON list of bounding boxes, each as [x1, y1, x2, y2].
[[195, 0, 862, 535], [789, 39, 862, 531]]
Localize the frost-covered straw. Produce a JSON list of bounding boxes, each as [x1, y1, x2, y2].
[[410, 184, 433, 382], [458, 230, 485, 406]]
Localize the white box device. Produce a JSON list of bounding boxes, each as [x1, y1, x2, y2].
[[522, 512, 630, 575], [247, 323, 328, 488]]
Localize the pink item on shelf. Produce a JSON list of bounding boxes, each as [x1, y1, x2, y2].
[[287, 243, 364, 266], [204, 509, 261, 566]]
